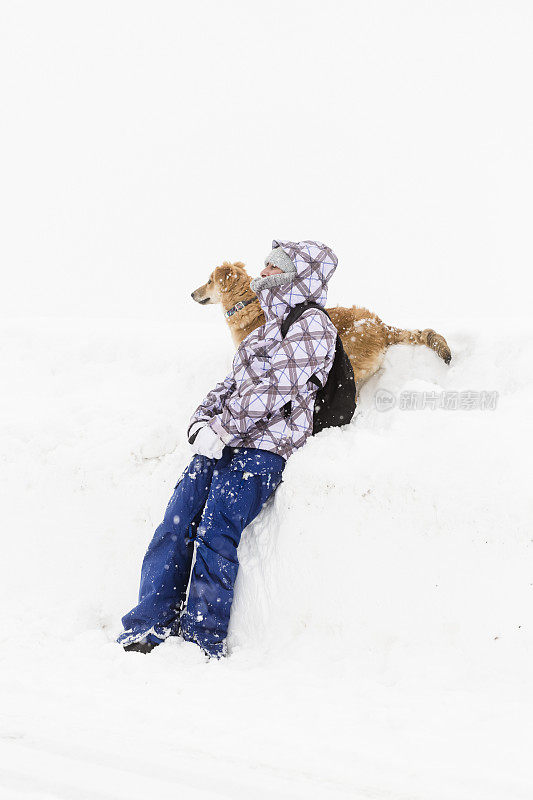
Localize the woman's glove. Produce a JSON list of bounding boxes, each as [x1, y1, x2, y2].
[[192, 424, 224, 460]]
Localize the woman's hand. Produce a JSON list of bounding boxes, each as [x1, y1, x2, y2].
[[192, 425, 224, 460]]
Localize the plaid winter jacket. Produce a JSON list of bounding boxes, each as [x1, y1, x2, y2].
[[188, 240, 338, 460]]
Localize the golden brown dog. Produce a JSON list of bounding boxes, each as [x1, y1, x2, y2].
[[191, 262, 451, 384]]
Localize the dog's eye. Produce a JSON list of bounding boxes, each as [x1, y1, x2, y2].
[[207, 279, 212, 285]]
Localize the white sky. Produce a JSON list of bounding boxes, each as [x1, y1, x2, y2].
[[1, 0, 531, 323]]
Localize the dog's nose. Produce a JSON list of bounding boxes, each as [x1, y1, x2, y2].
[[190, 292, 195, 299]]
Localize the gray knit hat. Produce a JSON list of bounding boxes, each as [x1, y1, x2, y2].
[[250, 246, 297, 293]]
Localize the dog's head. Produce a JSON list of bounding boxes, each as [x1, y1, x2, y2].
[[191, 261, 250, 305]]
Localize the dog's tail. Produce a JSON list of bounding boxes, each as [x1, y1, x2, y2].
[[386, 326, 451, 364]]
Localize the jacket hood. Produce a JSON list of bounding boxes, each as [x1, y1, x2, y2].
[[254, 239, 338, 321]]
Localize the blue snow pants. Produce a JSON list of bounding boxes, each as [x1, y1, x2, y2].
[[117, 446, 284, 657]]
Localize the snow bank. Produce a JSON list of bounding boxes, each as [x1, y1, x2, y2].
[[1, 314, 531, 798], [233, 323, 532, 671]]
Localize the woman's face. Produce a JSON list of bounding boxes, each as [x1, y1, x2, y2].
[[260, 263, 283, 278]]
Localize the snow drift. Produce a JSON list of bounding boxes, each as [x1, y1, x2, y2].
[[1, 314, 531, 799]]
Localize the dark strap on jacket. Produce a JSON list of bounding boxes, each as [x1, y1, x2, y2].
[[280, 301, 328, 397], [280, 300, 331, 339]]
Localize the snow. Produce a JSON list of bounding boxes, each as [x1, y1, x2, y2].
[[1, 1, 532, 798], [1, 314, 531, 798]]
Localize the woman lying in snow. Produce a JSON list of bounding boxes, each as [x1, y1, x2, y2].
[[117, 240, 348, 657]]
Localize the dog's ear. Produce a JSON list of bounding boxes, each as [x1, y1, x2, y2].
[[213, 261, 241, 293]]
